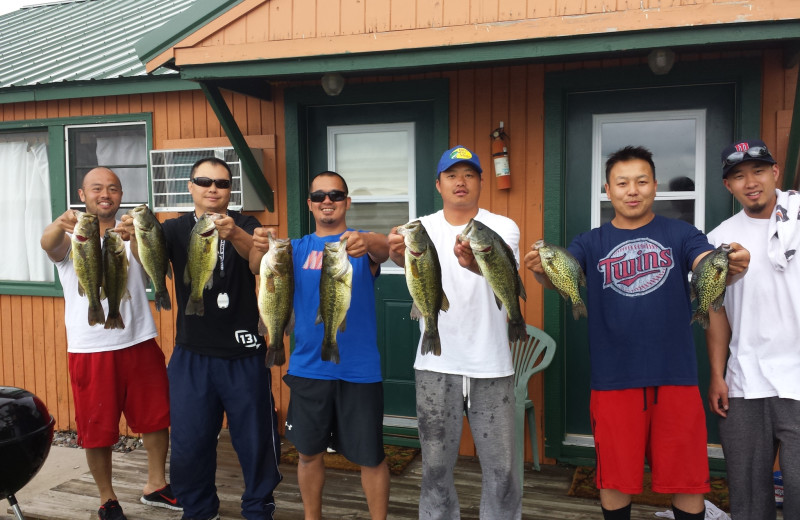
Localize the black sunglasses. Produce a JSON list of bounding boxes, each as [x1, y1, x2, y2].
[[191, 177, 231, 189], [723, 146, 772, 167], [309, 190, 347, 203]]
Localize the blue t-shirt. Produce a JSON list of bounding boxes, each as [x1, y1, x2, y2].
[[569, 215, 713, 390], [288, 231, 382, 383]]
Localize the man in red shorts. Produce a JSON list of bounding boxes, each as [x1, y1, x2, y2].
[[40, 167, 181, 520], [525, 146, 749, 519]]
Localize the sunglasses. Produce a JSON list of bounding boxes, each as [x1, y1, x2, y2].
[[723, 146, 772, 167], [191, 177, 231, 189], [309, 190, 347, 203]]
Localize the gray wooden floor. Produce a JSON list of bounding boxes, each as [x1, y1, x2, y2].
[[6, 430, 732, 520]]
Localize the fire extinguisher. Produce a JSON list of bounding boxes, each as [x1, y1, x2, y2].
[[491, 122, 511, 190]]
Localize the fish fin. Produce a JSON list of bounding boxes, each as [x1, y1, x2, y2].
[[508, 320, 528, 343], [154, 290, 171, 311], [185, 297, 204, 317], [203, 276, 214, 291], [166, 262, 173, 280], [77, 282, 86, 297], [409, 258, 420, 279], [711, 292, 726, 311], [690, 283, 697, 302], [338, 317, 347, 333], [518, 275, 527, 302], [258, 316, 268, 337], [494, 295, 503, 310], [420, 332, 442, 356], [314, 309, 323, 326], [572, 299, 588, 320], [440, 292, 450, 312], [121, 289, 132, 302], [266, 345, 286, 368], [410, 302, 423, 321], [321, 338, 340, 364], [104, 313, 125, 330], [690, 309, 709, 329], [99, 286, 106, 300], [285, 311, 295, 335], [88, 304, 105, 327], [266, 275, 276, 293], [183, 265, 191, 286]]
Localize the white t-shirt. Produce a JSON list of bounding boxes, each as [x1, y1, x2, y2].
[[55, 229, 158, 353], [707, 210, 800, 400], [414, 208, 520, 378]]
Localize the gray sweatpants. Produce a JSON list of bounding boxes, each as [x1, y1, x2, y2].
[[415, 369, 521, 520], [719, 397, 800, 520]]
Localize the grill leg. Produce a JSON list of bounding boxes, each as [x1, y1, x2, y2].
[[7, 495, 25, 520]]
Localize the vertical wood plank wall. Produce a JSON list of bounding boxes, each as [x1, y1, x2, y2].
[[0, 49, 795, 464]]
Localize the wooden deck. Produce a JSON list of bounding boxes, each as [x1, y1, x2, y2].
[[7, 431, 709, 520]]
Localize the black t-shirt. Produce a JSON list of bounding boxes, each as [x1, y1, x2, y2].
[[162, 211, 264, 359]]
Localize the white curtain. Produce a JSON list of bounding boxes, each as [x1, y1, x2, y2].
[[0, 140, 53, 282], [96, 135, 148, 204]]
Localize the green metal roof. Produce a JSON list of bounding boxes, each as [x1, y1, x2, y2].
[[0, 0, 198, 87]]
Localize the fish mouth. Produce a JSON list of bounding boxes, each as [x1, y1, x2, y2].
[[200, 229, 215, 238], [408, 250, 423, 258], [75, 235, 88, 243], [534, 240, 544, 250]]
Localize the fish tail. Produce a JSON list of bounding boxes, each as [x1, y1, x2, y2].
[[88, 303, 106, 327], [154, 289, 172, 311], [321, 337, 340, 364], [104, 312, 125, 330], [265, 346, 286, 368], [691, 309, 710, 329], [185, 297, 204, 316], [420, 331, 442, 356], [508, 319, 528, 343], [571, 298, 588, 320]]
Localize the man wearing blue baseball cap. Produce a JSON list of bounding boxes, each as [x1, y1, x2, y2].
[[388, 145, 523, 519], [706, 139, 800, 519]]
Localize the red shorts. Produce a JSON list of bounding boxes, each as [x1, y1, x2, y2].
[[68, 339, 170, 448], [590, 386, 711, 495]]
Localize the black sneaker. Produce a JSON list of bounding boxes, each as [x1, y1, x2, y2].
[[140, 484, 183, 511], [98, 499, 127, 520]]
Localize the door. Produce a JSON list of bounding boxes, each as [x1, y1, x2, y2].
[[562, 83, 735, 458], [286, 81, 449, 445]]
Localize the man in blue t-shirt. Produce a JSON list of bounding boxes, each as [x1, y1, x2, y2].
[[525, 146, 749, 520], [250, 171, 390, 520]]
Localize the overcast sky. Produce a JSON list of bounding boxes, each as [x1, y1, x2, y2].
[[0, 0, 66, 16]]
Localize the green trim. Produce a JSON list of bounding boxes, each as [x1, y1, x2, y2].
[[134, 0, 244, 66], [0, 112, 154, 130], [784, 69, 800, 191], [0, 77, 198, 105], [179, 21, 800, 80], [198, 82, 274, 211], [542, 59, 761, 465]]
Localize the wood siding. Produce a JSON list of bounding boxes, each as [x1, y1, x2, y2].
[[1, 48, 796, 464]]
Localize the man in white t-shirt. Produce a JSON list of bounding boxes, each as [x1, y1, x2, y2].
[[388, 146, 522, 520], [706, 139, 800, 519], [40, 167, 180, 520]]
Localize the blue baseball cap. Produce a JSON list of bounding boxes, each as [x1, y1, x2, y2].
[[437, 146, 483, 177], [721, 139, 776, 178]]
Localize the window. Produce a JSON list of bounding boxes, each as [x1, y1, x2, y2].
[[0, 131, 53, 283], [592, 110, 706, 230]]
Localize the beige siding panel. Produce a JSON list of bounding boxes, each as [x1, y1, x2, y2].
[[224, 16, 248, 45], [470, 0, 498, 24], [365, 0, 391, 33], [292, 0, 316, 39], [416, 0, 443, 28], [269, 0, 294, 41], [342, 0, 365, 34], [247, 2, 272, 42], [586, 0, 614, 14], [499, 0, 526, 21], [557, 0, 585, 16], [317, 0, 341, 37], [390, 0, 415, 30], [443, 0, 471, 26]]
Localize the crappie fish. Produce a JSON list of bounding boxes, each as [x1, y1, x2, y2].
[[128, 204, 172, 311], [71, 211, 105, 326], [101, 229, 130, 330], [315, 237, 352, 364], [184, 213, 222, 316], [258, 232, 295, 367], [534, 240, 587, 320], [397, 220, 449, 356], [459, 219, 527, 342], [690, 243, 731, 329]]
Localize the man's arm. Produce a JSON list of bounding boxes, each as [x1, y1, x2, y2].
[[706, 306, 732, 417], [216, 215, 254, 260], [692, 242, 750, 284], [40, 210, 77, 262], [343, 231, 389, 275], [388, 227, 405, 267], [249, 226, 277, 274]]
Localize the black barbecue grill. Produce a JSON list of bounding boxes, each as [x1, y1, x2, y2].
[[0, 386, 55, 520]]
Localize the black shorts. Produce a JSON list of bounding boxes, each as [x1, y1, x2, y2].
[[283, 374, 385, 467]]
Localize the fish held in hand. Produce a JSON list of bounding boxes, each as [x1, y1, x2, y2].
[[397, 220, 449, 356], [460, 219, 527, 342], [101, 229, 130, 330], [71, 211, 105, 326], [534, 240, 587, 320], [316, 237, 352, 364], [690, 243, 731, 329], [258, 231, 295, 367], [184, 213, 222, 316], [128, 204, 172, 311]]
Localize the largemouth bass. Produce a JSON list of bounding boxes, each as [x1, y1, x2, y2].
[[397, 220, 449, 356], [128, 204, 172, 311], [258, 232, 295, 367], [184, 213, 222, 316], [101, 229, 130, 330], [534, 240, 587, 320], [315, 237, 352, 364], [71, 211, 105, 326], [690, 243, 731, 329], [460, 219, 527, 342]]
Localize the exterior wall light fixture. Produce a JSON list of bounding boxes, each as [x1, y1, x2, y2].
[[321, 73, 345, 96]]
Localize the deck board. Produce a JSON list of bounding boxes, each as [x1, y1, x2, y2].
[[6, 431, 720, 519]]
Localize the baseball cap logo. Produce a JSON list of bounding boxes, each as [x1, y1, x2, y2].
[[734, 142, 750, 152], [450, 148, 473, 160]]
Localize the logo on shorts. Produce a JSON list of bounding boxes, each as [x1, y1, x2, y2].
[[235, 330, 261, 348], [597, 238, 673, 297]]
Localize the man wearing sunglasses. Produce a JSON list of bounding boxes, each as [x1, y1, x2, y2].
[[706, 139, 800, 520], [125, 157, 282, 520], [387, 145, 523, 520], [250, 170, 390, 520]]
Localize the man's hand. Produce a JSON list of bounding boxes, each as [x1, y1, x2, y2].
[[524, 245, 544, 276], [387, 227, 406, 267], [117, 214, 135, 241], [252, 226, 279, 254], [342, 230, 368, 258], [54, 209, 79, 234], [726, 242, 750, 277], [708, 376, 730, 417], [453, 235, 480, 274], [214, 214, 238, 241]]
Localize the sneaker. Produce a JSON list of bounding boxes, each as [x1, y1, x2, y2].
[[98, 499, 127, 520], [140, 484, 183, 511]]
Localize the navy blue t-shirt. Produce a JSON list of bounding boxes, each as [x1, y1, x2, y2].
[[569, 215, 713, 390]]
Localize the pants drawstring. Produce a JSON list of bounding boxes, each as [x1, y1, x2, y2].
[[463, 376, 471, 410], [642, 387, 660, 411]]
